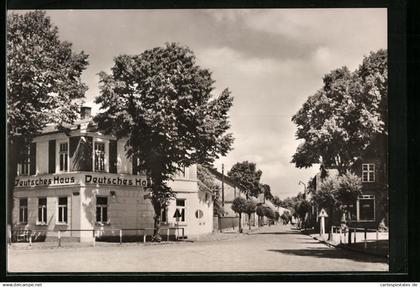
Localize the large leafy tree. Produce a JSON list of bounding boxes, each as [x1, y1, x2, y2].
[[227, 161, 262, 198], [94, 43, 234, 241], [7, 11, 89, 224], [291, 50, 387, 174]]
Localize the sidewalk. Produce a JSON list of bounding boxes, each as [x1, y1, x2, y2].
[[302, 229, 389, 258], [9, 225, 267, 249]]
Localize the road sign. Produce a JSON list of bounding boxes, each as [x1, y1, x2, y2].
[[318, 208, 328, 218], [173, 208, 182, 220]]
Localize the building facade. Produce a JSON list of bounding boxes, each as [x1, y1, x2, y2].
[[12, 108, 213, 242], [312, 136, 388, 229]]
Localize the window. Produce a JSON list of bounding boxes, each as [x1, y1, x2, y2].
[[175, 199, 186, 222], [176, 166, 189, 179], [38, 198, 47, 224], [362, 164, 375, 182], [94, 142, 105, 172], [58, 197, 68, 224], [19, 198, 28, 223], [59, 142, 68, 171], [96, 196, 108, 223], [358, 195, 375, 221], [344, 203, 357, 221], [17, 148, 30, 176]]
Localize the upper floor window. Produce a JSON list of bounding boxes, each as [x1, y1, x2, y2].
[[94, 142, 105, 172], [175, 166, 188, 179], [17, 148, 30, 176], [59, 142, 69, 172], [362, 163, 375, 182]]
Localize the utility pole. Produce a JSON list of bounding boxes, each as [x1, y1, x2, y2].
[[221, 164, 225, 210]]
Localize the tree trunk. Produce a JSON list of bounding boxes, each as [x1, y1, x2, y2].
[[152, 199, 162, 242], [7, 140, 20, 226], [238, 213, 243, 233], [248, 213, 252, 230]]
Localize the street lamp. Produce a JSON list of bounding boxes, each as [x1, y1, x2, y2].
[[298, 180, 307, 198]]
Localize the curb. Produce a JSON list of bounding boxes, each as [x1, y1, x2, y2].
[[304, 231, 388, 259]]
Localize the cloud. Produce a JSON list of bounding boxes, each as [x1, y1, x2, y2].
[[32, 9, 386, 200]]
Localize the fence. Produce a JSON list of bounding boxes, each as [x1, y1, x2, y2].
[[219, 216, 239, 230], [330, 225, 388, 249], [10, 226, 185, 247]]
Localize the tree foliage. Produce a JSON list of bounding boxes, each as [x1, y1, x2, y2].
[[312, 171, 362, 210], [243, 199, 257, 230], [7, 11, 89, 141], [95, 43, 234, 240], [231, 197, 247, 233], [261, 183, 273, 201], [291, 50, 387, 174], [227, 161, 262, 198], [7, 11, 89, 223]]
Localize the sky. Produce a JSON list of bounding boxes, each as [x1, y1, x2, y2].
[[13, 9, 387, 199]]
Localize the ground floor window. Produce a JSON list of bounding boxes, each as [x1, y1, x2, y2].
[[58, 197, 68, 223], [344, 203, 357, 221], [38, 198, 47, 224], [96, 196, 108, 223], [19, 198, 28, 223], [358, 195, 375, 221], [175, 199, 186, 223]]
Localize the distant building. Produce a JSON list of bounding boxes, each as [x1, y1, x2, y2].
[[206, 167, 259, 230], [12, 107, 213, 242]]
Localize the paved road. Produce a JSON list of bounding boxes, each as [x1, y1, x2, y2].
[[8, 225, 388, 272]]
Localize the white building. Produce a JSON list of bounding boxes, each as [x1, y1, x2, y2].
[[12, 107, 213, 242]]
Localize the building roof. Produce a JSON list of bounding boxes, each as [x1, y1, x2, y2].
[[206, 166, 245, 191]]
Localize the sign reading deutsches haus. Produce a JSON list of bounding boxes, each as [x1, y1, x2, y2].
[[14, 173, 151, 188]]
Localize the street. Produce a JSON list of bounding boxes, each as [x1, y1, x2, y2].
[[8, 225, 388, 272]]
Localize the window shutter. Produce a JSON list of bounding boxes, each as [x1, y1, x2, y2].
[[48, 140, 56, 174], [30, 142, 36, 175], [109, 140, 118, 173]]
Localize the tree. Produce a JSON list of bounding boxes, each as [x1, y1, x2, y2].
[[261, 183, 273, 202], [7, 11, 89, 224], [256, 204, 265, 226], [243, 199, 257, 230], [227, 161, 262, 198], [94, 43, 234, 241], [231, 197, 247, 233], [281, 210, 292, 225], [312, 171, 362, 230], [292, 193, 311, 228], [291, 50, 387, 174], [263, 206, 275, 226], [272, 196, 282, 211]]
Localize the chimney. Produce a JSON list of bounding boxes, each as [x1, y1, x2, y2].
[[80, 106, 92, 120]]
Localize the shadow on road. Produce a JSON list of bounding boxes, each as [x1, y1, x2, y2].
[[267, 247, 388, 264], [248, 231, 300, 235]]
